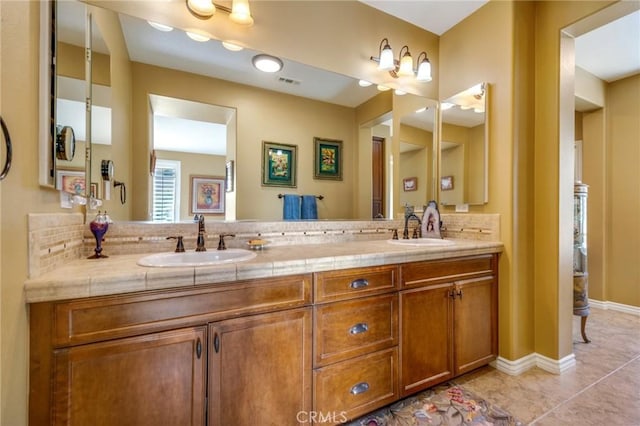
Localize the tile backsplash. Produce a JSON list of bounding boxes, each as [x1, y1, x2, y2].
[[27, 213, 500, 279]]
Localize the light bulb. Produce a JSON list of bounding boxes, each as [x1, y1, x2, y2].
[[186, 31, 210, 42], [378, 42, 394, 71], [398, 49, 414, 76], [229, 0, 254, 25], [416, 58, 432, 82], [222, 41, 244, 51], [186, 0, 215, 18]]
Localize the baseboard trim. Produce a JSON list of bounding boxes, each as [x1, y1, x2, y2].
[[493, 352, 576, 376], [589, 299, 640, 316]]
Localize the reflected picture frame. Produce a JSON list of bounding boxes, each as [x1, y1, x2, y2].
[[262, 141, 297, 187], [313, 137, 342, 180], [55, 168, 86, 195], [190, 175, 225, 214], [403, 177, 417, 192], [441, 175, 454, 191]]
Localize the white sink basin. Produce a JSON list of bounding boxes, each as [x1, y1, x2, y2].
[[137, 249, 257, 267], [387, 238, 455, 247]]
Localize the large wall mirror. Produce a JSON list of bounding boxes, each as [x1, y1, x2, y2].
[[440, 83, 488, 206], [41, 0, 439, 221]]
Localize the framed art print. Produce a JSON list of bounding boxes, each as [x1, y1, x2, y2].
[[314, 137, 342, 180], [262, 141, 297, 187], [190, 175, 225, 214], [56, 168, 86, 195], [403, 177, 417, 191], [441, 175, 454, 191]]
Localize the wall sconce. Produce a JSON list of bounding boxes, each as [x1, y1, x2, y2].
[[370, 38, 432, 82], [186, 0, 254, 26]]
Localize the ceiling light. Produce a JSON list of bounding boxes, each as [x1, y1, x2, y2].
[[148, 21, 173, 32], [186, 31, 210, 42], [229, 0, 254, 25], [377, 85, 391, 91], [440, 102, 455, 110], [415, 107, 427, 113], [358, 80, 373, 87], [370, 38, 431, 83], [186, 0, 216, 18], [252, 54, 283, 73], [394, 89, 407, 96], [222, 41, 244, 51]]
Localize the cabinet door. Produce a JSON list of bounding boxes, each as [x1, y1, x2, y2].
[[399, 283, 454, 397], [52, 327, 206, 426], [454, 275, 498, 375], [208, 307, 312, 426]]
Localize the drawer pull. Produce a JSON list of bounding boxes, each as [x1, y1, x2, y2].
[[349, 323, 369, 335], [196, 338, 202, 359], [350, 382, 370, 395], [350, 279, 369, 289]]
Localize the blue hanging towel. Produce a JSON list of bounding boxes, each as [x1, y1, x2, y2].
[[301, 195, 318, 219], [283, 194, 301, 220]]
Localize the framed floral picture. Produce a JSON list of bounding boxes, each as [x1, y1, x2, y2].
[[190, 175, 225, 214], [56, 168, 86, 195], [262, 141, 297, 187], [314, 137, 342, 180], [441, 175, 454, 191], [403, 177, 417, 191]]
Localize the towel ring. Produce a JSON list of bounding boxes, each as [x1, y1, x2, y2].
[[0, 116, 13, 181]]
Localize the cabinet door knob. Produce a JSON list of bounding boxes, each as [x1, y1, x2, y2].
[[349, 323, 369, 335], [456, 289, 463, 299], [214, 333, 220, 353], [350, 382, 370, 395], [350, 279, 369, 289]]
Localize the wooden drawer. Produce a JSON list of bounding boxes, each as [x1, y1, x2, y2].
[[314, 294, 398, 367], [401, 255, 496, 289], [313, 347, 399, 425], [314, 265, 399, 303], [48, 274, 312, 347]]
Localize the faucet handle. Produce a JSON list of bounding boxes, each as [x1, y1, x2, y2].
[[167, 236, 185, 252], [217, 233, 236, 250], [389, 229, 398, 240]]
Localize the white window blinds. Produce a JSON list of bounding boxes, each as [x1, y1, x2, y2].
[[152, 159, 181, 222]]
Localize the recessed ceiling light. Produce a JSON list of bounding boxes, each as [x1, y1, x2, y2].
[[148, 21, 173, 32], [440, 102, 455, 110], [358, 80, 373, 87], [222, 41, 244, 52], [394, 89, 407, 96], [377, 85, 391, 91], [186, 31, 210, 42], [252, 54, 283, 73], [415, 107, 427, 113]]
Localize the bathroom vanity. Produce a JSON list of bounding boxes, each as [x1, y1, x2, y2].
[[26, 234, 500, 425]]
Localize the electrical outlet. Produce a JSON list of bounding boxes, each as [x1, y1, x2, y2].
[[455, 204, 469, 213]]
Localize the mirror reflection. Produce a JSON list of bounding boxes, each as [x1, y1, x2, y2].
[[440, 83, 488, 206], [51, 1, 439, 221]]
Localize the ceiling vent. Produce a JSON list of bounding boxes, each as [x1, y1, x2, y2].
[[277, 76, 301, 86]]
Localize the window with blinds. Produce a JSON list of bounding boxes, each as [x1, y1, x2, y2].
[[152, 159, 181, 222]]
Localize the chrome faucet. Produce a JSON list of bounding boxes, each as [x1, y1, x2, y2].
[[196, 215, 206, 251], [403, 213, 422, 239]]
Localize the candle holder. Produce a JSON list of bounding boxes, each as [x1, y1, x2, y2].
[[88, 211, 109, 259]]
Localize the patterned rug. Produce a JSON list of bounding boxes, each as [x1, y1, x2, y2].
[[346, 383, 522, 426]]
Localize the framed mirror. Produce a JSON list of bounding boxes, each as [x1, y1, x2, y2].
[[440, 83, 488, 206]]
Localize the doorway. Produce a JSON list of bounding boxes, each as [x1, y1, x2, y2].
[[372, 136, 385, 218]]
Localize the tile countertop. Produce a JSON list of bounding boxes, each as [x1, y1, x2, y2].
[[24, 238, 503, 303]]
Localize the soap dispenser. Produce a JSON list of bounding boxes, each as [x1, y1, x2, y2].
[[88, 211, 110, 259]]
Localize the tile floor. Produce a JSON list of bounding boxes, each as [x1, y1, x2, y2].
[[456, 307, 640, 425]]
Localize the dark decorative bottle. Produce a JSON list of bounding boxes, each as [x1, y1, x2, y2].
[[88, 211, 109, 259]]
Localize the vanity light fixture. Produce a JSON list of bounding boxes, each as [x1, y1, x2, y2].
[[370, 38, 432, 82], [186, 0, 254, 26], [148, 21, 173, 32], [252, 54, 283, 73]]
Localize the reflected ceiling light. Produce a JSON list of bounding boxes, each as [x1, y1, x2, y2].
[[186, 0, 216, 18], [148, 21, 173, 32], [229, 0, 254, 25], [358, 80, 373, 87], [415, 107, 427, 113], [377, 85, 391, 91], [222, 41, 244, 51], [440, 102, 455, 110], [370, 38, 432, 83], [394, 89, 407, 96], [252, 54, 283, 73], [186, 31, 210, 42]]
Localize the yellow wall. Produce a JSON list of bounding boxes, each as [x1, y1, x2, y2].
[[605, 74, 640, 306]]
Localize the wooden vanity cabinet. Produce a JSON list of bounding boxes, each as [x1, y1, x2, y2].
[[399, 254, 498, 397], [29, 274, 312, 426]]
